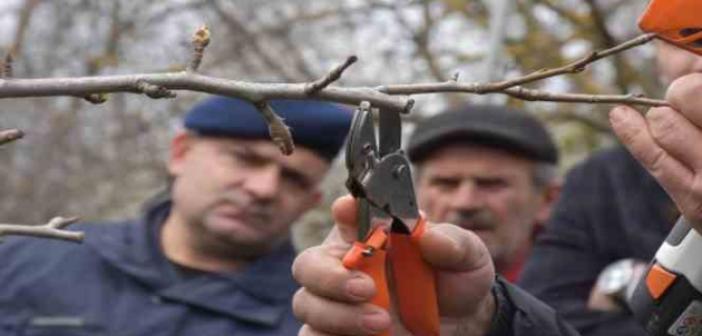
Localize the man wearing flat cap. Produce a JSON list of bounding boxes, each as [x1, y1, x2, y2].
[[0, 96, 351, 335], [291, 104, 580, 336], [408, 104, 561, 282]]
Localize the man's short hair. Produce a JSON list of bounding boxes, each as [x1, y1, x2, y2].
[[407, 104, 558, 165], [184, 96, 353, 162]]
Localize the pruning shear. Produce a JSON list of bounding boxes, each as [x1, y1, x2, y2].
[[639, 0, 702, 56], [342, 101, 439, 336]]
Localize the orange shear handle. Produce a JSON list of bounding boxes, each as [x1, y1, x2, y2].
[[389, 216, 440, 336], [342, 218, 440, 336], [639, 0, 702, 56], [342, 227, 391, 336]]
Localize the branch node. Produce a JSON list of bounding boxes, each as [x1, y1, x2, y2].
[[0, 128, 24, 145], [84, 93, 108, 104], [375, 85, 389, 93], [188, 25, 211, 72], [136, 80, 176, 99], [403, 98, 415, 114], [255, 101, 295, 155], [305, 55, 358, 95]]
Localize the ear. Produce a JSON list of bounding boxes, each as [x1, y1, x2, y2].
[[534, 180, 562, 227], [167, 132, 194, 177]]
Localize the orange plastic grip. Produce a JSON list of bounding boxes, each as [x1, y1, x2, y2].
[[389, 217, 440, 336], [639, 0, 702, 56], [342, 227, 391, 336]]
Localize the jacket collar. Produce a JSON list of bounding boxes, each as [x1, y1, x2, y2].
[[87, 199, 298, 326]]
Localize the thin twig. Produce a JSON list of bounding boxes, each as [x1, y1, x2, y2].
[[503, 86, 668, 107], [471, 33, 658, 93], [0, 129, 24, 145], [255, 101, 294, 155], [0, 217, 84, 242], [305, 55, 358, 95], [376, 81, 669, 107]]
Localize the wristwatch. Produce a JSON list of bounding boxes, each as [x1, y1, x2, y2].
[[595, 258, 646, 304]]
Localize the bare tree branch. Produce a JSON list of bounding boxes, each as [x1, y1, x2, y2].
[[0, 26, 668, 163], [0, 71, 412, 111], [0, 33, 666, 106], [0, 217, 83, 242]]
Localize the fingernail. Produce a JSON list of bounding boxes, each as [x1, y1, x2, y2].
[[361, 310, 389, 334], [346, 275, 374, 300]]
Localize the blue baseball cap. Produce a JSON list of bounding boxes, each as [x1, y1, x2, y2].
[[184, 96, 353, 161]]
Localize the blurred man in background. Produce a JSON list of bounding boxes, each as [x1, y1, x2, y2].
[[0, 96, 351, 335], [408, 104, 561, 282]]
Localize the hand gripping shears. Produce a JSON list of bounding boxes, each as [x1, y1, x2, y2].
[[342, 101, 439, 336], [639, 0, 702, 56]]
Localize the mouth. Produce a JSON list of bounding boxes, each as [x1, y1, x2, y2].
[[455, 222, 494, 232]]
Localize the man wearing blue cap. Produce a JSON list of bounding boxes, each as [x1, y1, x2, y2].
[[0, 96, 352, 335]]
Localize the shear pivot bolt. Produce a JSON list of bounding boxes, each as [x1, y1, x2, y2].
[[393, 165, 406, 178]]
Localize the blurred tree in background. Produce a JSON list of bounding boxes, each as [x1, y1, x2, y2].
[[0, 0, 660, 248]]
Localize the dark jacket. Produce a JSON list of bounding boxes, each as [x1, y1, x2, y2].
[[519, 146, 676, 336], [490, 277, 581, 336], [0, 200, 301, 336]]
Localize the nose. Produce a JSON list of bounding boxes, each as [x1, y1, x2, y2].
[[449, 180, 485, 211], [242, 164, 280, 201]]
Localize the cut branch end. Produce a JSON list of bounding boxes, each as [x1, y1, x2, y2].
[[0, 128, 24, 145]]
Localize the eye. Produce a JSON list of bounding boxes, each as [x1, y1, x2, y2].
[[429, 176, 460, 190], [474, 177, 508, 189], [221, 148, 267, 167], [281, 169, 313, 191]]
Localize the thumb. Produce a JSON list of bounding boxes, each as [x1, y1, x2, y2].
[[419, 223, 495, 317], [419, 224, 491, 272]]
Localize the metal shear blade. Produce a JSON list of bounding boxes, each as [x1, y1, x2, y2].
[[345, 102, 420, 239]]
